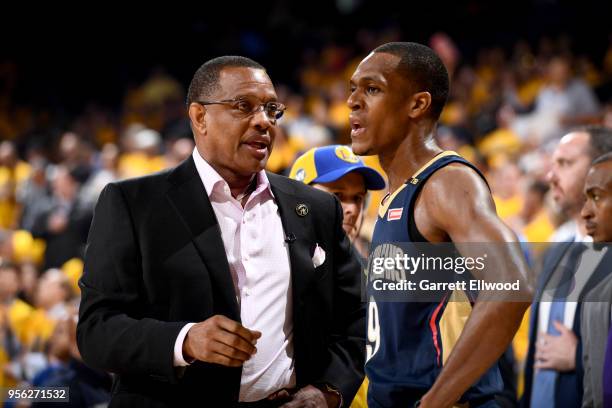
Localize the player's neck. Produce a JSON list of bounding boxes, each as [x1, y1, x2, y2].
[[381, 129, 442, 194]]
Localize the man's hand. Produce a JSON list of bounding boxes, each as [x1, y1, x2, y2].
[[534, 321, 577, 372], [183, 315, 261, 367], [278, 385, 340, 408]]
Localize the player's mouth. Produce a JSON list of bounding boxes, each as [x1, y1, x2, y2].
[[350, 117, 366, 138]]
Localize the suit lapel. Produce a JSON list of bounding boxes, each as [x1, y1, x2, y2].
[[528, 241, 573, 356], [535, 241, 573, 299], [579, 249, 612, 302], [268, 173, 317, 303], [165, 157, 240, 320]]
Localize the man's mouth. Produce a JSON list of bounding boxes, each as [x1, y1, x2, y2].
[[351, 123, 365, 138], [350, 117, 366, 138], [245, 141, 268, 150], [585, 222, 597, 234], [550, 186, 563, 200], [242, 138, 270, 160]]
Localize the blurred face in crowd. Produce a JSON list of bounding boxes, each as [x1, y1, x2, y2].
[[547, 132, 592, 217], [581, 161, 612, 242], [100, 143, 119, 171], [168, 138, 195, 166], [348, 52, 414, 156], [0, 266, 19, 302], [36, 269, 70, 310], [0, 141, 17, 167], [59, 132, 81, 163], [312, 172, 367, 241], [492, 161, 521, 200], [48, 317, 72, 362], [189, 67, 279, 181], [52, 167, 78, 201], [548, 57, 571, 88]]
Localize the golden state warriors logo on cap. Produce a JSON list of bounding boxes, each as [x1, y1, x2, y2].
[[334, 146, 359, 163], [294, 168, 306, 182]]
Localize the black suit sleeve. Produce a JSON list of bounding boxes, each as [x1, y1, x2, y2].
[[316, 196, 366, 401], [77, 183, 186, 383]]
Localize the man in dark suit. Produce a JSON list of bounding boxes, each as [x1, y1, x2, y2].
[[77, 56, 365, 407], [31, 165, 93, 269], [580, 152, 612, 407], [522, 127, 612, 407]]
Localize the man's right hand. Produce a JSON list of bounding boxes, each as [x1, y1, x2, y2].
[[183, 315, 261, 367]]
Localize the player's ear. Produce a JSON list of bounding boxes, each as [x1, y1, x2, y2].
[[188, 103, 207, 136], [407, 91, 432, 119]]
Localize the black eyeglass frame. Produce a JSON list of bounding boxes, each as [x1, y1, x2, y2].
[[195, 98, 286, 120]]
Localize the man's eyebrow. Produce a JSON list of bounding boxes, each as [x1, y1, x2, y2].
[[351, 73, 387, 84], [230, 93, 278, 101], [355, 75, 385, 83], [585, 186, 602, 195]]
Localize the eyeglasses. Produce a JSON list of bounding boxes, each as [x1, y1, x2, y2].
[[196, 96, 286, 121]]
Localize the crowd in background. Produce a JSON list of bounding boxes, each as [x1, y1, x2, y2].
[[1, 29, 612, 405]]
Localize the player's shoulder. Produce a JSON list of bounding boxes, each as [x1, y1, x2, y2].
[[418, 161, 492, 217], [425, 161, 488, 195]]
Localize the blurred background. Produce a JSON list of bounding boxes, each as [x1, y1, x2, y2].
[[1, 0, 611, 405]]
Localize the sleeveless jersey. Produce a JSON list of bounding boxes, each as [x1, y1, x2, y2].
[[365, 152, 502, 407]]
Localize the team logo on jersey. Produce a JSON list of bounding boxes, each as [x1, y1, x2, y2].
[[334, 146, 360, 163], [387, 208, 403, 221]]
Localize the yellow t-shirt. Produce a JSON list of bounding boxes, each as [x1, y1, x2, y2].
[[493, 194, 523, 222], [522, 210, 555, 243]]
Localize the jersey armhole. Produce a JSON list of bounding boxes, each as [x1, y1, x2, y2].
[[406, 160, 489, 243]]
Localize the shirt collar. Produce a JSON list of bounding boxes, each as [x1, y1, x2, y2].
[[191, 148, 273, 200]]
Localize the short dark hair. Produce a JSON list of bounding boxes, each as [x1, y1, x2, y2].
[[373, 42, 450, 121], [580, 126, 612, 160], [592, 151, 612, 166], [186, 56, 265, 106]]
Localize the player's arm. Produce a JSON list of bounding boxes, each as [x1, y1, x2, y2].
[[417, 164, 532, 408]]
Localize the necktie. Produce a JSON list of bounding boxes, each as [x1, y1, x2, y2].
[[530, 243, 587, 407]]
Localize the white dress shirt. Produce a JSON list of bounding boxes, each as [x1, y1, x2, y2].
[[537, 229, 596, 340], [173, 149, 295, 402]]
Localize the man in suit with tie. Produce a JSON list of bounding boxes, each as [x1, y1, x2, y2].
[[579, 151, 612, 407], [523, 127, 612, 407], [77, 56, 365, 407]]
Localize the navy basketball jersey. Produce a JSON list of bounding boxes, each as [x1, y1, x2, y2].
[[365, 151, 502, 407]]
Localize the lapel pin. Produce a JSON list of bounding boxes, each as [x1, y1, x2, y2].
[[295, 203, 309, 217]]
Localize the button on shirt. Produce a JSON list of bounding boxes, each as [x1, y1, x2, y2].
[[173, 149, 295, 402]]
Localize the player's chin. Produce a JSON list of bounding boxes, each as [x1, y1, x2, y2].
[[350, 140, 371, 156]]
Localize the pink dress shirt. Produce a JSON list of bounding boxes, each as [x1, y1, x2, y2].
[[173, 149, 296, 402]]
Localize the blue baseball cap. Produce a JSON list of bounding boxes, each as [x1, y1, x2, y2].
[[289, 145, 386, 190]]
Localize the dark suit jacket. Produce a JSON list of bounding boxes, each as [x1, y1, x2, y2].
[[580, 250, 612, 408], [522, 242, 611, 408], [76, 157, 365, 407]]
